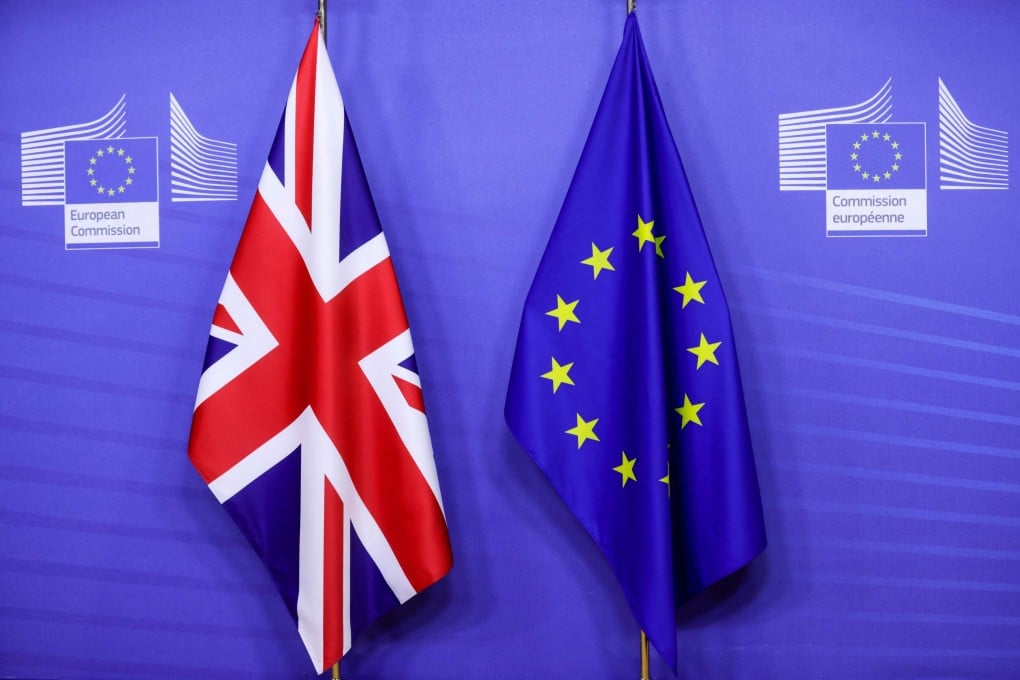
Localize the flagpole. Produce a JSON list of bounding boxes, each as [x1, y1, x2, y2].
[[628, 1, 650, 677], [321, 1, 335, 677], [627, 0, 644, 676], [628, 0, 650, 676], [640, 630, 650, 680]]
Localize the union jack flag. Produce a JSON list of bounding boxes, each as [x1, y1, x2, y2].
[[188, 20, 453, 672]]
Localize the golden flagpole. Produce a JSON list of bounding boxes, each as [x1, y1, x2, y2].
[[628, 0, 646, 668], [640, 630, 651, 679], [316, 3, 339, 678], [627, 0, 646, 672], [322, 11, 334, 680], [316, 1, 339, 677]]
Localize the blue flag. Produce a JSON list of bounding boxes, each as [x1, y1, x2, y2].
[[504, 14, 766, 672]]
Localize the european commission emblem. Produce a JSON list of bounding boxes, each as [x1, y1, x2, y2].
[[825, 123, 927, 237], [21, 93, 237, 251], [63, 137, 159, 250]]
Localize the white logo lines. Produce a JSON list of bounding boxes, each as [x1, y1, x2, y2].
[[21, 95, 127, 206], [938, 78, 1008, 190], [169, 93, 239, 202]]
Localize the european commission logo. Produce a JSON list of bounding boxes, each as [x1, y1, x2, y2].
[[778, 78, 1008, 237], [825, 123, 926, 236], [64, 138, 159, 249], [20, 94, 237, 250]]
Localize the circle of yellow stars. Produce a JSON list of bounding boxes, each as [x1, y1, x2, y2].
[[86, 144, 136, 197], [849, 129, 902, 184], [537, 213, 724, 490]]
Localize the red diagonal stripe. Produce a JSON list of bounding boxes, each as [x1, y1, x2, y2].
[[393, 376, 426, 414], [211, 303, 242, 335]]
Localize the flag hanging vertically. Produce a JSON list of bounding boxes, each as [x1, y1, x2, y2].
[[504, 13, 766, 672], [187, 20, 452, 673]]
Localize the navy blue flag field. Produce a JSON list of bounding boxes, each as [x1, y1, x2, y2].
[[504, 13, 766, 672]]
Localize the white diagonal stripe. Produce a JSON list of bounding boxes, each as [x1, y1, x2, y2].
[[194, 273, 279, 408]]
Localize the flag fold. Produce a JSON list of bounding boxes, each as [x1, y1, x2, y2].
[[188, 20, 452, 672], [505, 13, 766, 672]]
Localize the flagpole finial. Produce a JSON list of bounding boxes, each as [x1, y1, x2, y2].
[[317, 0, 327, 44], [627, 0, 636, 13]]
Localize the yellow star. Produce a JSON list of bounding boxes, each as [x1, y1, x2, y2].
[[106, 145, 114, 153], [581, 243, 615, 279], [872, 175, 880, 183], [125, 178, 133, 185], [653, 234, 666, 258], [674, 394, 705, 429], [546, 295, 580, 331], [884, 172, 891, 179], [107, 188, 115, 196], [891, 141, 899, 149], [860, 134, 868, 142], [87, 168, 94, 176], [892, 164, 899, 172], [673, 272, 707, 308], [97, 185, 105, 194], [613, 451, 637, 487], [117, 148, 125, 156], [632, 215, 656, 252], [89, 178, 96, 186], [566, 413, 599, 449], [118, 185, 125, 193], [687, 333, 721, 369], [853, 163, 861, 172], [128, 166, 136, 174], [853, 141, 861, 149], [97, 149, 105, 157], [850, 152, 858, 160], [541, 357, 575, 393], [125, 156, 133, 163], [89, 157, 97, 165], [894, 152, 902, 160], [872, 130, 880, 138], [883, 133, 891, 141], [862, 172, 870, 179], [659, 464, 670, 489]]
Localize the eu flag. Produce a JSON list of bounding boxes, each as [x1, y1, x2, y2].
[[504, 13, 766, 672]]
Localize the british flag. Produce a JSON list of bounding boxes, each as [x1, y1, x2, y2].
[[187, 20, 453, 672]]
